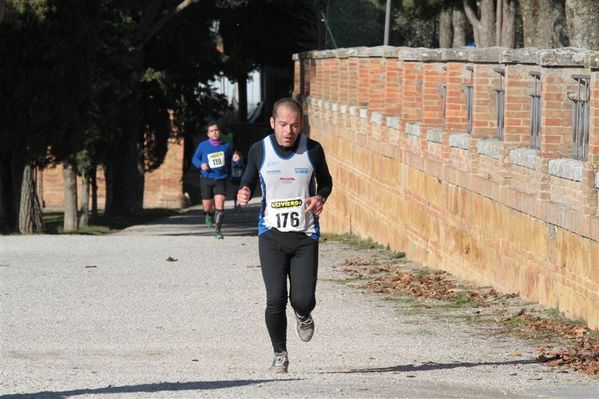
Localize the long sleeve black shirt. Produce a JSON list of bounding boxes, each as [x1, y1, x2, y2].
[[239, 134, 333, 200]]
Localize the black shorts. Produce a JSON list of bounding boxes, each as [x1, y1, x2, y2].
[[200, 176, 226, 200]]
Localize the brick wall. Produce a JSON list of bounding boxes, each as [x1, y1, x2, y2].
[[38, 139, 185, 211], [294, 47, 599, 329]]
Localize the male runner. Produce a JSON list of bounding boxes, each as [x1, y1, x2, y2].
[[192, 121, 232, 239], [237, 98, 333, 373]]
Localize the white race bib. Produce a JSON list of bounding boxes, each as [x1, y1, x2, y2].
[[208, 151, 225, 169], [266, 197, 306, 232]]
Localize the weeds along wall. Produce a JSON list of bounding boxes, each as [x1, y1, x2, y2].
[[294, 47, 599, 329]]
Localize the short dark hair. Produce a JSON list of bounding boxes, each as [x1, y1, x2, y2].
[[205, 120, 220, 131], [272, 98, 303, 120]]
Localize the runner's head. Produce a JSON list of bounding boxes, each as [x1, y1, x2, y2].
[[206, 121, 222, 141], [270, 98, 303, 148]]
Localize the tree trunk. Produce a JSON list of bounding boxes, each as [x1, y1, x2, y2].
[[63, 160, 78, 232], [105, 136, 144, 217], [464, 0, 496, 47], [237, 73, 248, 123], [565, 0, 599, 49], [79, 169, 89, 227], [498, 0, 517, 47], [18, 164, 43, 234], [520, 0, 567, 48], [439, 8, 453, 48], [90, 167, 98, 222], [452, 8, 468, 47]]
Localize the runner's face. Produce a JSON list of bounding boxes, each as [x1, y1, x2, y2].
[[207, 124, 221, 141], [270, 105, 302, 147]]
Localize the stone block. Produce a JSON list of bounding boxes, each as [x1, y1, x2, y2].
[[548, 158, 583, 182], [386, 116, 400, 130], [508, 148, 539, 170], [405, 122, 421, 137], [477, 138, 501, 159], [426, 128, 443, 143], [449, 133, 470, 149]]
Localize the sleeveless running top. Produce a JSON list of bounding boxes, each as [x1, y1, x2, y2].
[[258, 134, 318, 238]]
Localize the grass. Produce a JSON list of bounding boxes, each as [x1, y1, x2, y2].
[[42, 208, 181, 235], [323, 233, 406, 259]]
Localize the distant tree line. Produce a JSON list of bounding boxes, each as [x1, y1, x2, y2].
[[366, 0, 599, 49]]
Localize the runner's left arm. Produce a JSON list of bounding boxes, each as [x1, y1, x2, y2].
[[308, 141, 333, 200]]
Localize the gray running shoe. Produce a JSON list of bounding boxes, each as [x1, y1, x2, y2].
[[294, 311, 314, 342], [215, 230, 223, 239], [270, 351, 289, 373]]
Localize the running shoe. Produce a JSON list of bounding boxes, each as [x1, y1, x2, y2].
[[270, 351, 289, 373], [215, 230, 223, 239], [205, 214, 213, 228], [294, 311, 314, 342]]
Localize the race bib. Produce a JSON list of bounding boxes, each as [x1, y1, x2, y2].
[[208, 151, 225, 169], [266, 198, 306, 232]]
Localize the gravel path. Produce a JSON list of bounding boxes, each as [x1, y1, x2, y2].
[[1, 202, 597, 398]]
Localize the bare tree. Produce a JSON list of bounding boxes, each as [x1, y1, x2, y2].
[[565, 0, 599, 49], [463, 0, 516, 47]]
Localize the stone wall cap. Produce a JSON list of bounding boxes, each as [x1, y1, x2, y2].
[[442, 48, 473, 61], [584, 51, 599, 69], [364, 46, 392, 58], [421, 49, 444, 62], [468, 47, 506, 63], [349, 46, 381, 58], [399, 47, 425, 61], [539, 47, 589, 67], [502, 48, 540, 64]]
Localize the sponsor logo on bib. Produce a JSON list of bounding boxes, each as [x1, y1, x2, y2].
[[270, 199, 303, 209], [279, 176, 295, 184], [295, 167, 309, 174]]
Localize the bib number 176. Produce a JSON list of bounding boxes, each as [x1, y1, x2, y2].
[[276, 212, 300, 228]]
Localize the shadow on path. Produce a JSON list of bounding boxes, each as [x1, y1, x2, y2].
[[118, 203, 260, 237], [326, 358, 539, 374], [0, 378, 297, 399]]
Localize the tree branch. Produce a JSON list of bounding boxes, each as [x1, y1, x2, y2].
[[138, 0, 200, 48], [462, 0, 481, 31]]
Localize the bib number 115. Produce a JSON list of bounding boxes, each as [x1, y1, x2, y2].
[[276, 212, 300, 228]]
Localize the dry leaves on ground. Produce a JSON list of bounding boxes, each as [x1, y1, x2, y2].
[[336, 256, 599, 376]]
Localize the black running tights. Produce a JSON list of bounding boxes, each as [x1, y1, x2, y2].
[[258, 229, 319, 353]]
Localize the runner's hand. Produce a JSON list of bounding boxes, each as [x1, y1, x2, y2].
[[237, 186, 251, 207], [305, 195, 325, 216], [201, 163, 210, 171]]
